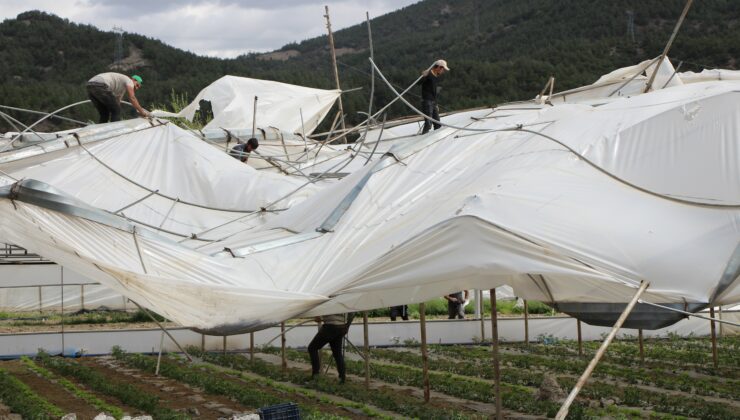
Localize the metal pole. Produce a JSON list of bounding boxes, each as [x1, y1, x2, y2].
[[250, 332, 255, 360], [419, 302, 430, 402], [710, 307, 718, 368], [363, 311, 370, 389], [577, 319, 583, 357], [643, 0, 694, 92], [638, 329, 644, 363], [155, 331, 165, 376], [281, 322, 287, 370], [131, 301, 193, 362], [556, 281, 649, 419], [324, 5, 347, 140], [523, 299, 529, 345], [490, 289, 502, 420]]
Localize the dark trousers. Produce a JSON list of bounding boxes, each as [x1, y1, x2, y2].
[[87, 83, 121, 123], [308, 324, 347, 380], [390, 305, 409, 321], [448, 301, 465, 319], [421, 99, 440, 134]]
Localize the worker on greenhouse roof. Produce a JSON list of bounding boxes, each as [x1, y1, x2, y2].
[[86, 72, 150, 123]]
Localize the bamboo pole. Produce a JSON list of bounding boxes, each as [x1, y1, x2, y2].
[[523, 299, 529, 345], [577, 319, 583, 357], [490, 289, 502, 420], [419, 302, 430, 402], [556, 281, 649, 419], [250, 332, 254, 360], [710, 307, 718, 368], [363, 311, 370, 389], [281, 321, 287, 370], [324, 5, 347, 140], [643, 0, 694, 93], [366, 11, 375, 117], [638, 329, 644, 363]]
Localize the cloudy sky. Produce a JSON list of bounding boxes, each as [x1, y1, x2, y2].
[[0, 0, 420, 58]]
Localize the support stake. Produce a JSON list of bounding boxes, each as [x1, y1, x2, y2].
[[556, 281, 649, 419], [281, 322, 287, 370], [223, 335, 227, 356], [638, 329, 644, 363], [490, 289, 502, 420], [710, 307, 718, 368], [479, 290, 485, 342], [523, 299, 529, 344], [155, 331, 165, 376], [363, 311, 370, 389], [419, 302, 430, 402], [250, 332, 255, 361], [324, 5, 347, 140], [577, 319, 583, 357]]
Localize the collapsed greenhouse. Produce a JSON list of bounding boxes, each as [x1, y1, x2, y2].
[[0, 56, 739, 419]]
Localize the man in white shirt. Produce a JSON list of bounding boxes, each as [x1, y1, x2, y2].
[[86, 73, 149, 123]]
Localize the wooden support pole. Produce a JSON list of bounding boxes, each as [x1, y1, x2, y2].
[[419, 302, 430, 402], [281, 322, 287, 370], [250, 332, 254, 361], [490, 289, 502, 420], [577, 319, 583, 357], [643, 0, 694, 92], [155, 331, 165, 376], [638, 329, 644, 363], [523, 299, 529, 345], [223, 335, 227, 356], [363, 311, 370, 389], [479, 290, 486, 342], [324, 5, 347, 140], [556, 281, 649, 419], [201, 334, 205, 352], [710, 307, 718, 368]]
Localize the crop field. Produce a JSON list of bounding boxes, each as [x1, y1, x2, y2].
[[0, 335, 737, 419]]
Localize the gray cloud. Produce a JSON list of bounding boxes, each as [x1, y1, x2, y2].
[[0, 0, 418, 57]]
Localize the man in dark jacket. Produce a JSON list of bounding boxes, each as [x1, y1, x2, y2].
[[419, 59, 449, 134]]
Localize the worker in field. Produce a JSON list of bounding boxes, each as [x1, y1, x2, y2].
[[308, 313, 353, 383], [86, 72, 149, 123], [419, 59, 449, 134], [230, 138, 260, 163], [444, 290, 469, 319]]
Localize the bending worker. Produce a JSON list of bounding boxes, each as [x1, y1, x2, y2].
[[86, 72, 149, 123], [308, 313, 351, 383], [418, 59, 449, 134]]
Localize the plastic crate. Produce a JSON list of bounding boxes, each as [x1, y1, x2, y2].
[[258, 402, 300, 420]]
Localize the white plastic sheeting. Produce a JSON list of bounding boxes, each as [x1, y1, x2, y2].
[[151, 75, 340, 135], [1, 68, 739, 334], [0, 122, 319, 242]]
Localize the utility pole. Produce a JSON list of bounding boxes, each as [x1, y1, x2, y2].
[[112, 26, 124, 66], [324, 5, 347, 141], [626, 10, 635, 43]]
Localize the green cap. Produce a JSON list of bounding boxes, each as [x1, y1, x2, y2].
[[131, 75, 143, 85]]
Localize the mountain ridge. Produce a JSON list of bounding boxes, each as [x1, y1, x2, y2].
[[1, 1, 739, 131]]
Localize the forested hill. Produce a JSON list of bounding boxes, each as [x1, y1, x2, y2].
[[1, 0, 739, 131]]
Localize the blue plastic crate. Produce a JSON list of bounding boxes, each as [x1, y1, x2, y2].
[[258, 402, 300, 420]]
